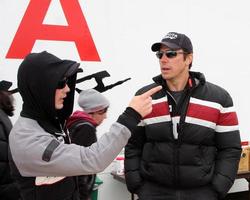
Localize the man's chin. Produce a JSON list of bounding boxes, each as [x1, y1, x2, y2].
[[161, 74, 171, 80]]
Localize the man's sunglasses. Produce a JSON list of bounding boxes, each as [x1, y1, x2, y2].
[[57, 78, 68, 89], [156, 50, 186, 59]]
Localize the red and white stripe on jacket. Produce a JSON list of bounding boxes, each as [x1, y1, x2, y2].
[[140, 96, 239, 133]]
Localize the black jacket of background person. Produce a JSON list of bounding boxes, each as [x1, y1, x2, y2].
[[0, 109, 20, 200], [67, 111, 98, 200], [9, 51, 80, 200], [125, 71, 241, 199]]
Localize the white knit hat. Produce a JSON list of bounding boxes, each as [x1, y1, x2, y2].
[[78, 89, 110, 113]]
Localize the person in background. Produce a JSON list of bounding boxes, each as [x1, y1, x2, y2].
[[0, 81, 20, 200], [66, 89, 110, 200], [124, 32, 241, 200], [8, 51, 162, 200]]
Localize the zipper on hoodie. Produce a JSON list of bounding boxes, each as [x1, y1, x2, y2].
[[54, 118, 72, 143]]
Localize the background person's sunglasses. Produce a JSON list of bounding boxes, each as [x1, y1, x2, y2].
[[156, 50, 186, 59]]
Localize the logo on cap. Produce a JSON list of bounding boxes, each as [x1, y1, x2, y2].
[[164, 33, 178, 40]]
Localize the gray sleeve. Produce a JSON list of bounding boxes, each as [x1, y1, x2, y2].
[[9, 118, 130, 177]]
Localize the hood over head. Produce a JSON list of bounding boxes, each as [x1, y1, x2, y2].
[[18, 51, 80, 133]]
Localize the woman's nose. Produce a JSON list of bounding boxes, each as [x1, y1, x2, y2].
[[64, 84, 70, 92]]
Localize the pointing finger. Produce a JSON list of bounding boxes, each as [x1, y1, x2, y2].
[[142, 85, 162, 98]]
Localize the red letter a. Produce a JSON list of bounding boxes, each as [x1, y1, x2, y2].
[[6, 0, 100, 61]]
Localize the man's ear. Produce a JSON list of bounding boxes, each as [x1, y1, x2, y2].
[[185, 53, 193, 67]]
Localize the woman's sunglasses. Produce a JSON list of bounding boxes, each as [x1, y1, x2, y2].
[[57, 77, 68, 89], [156, 50, 186, 59]]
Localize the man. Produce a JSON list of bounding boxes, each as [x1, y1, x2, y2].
[[124, 32, 241, 200], [8, 51, 162, 200], [66, 89, 110, 200]]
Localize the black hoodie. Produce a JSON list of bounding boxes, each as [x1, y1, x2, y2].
[[11, 51, 81, 200], [18, 51, 80, 134]]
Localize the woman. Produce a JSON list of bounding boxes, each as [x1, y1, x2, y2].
[[0, 81, 20, 200]]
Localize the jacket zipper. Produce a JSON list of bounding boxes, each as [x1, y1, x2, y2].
[[166, 86, 194, 187], [166, 90, 179, 187]]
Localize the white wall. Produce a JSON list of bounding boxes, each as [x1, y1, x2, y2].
[[1, 0, 250, 199]]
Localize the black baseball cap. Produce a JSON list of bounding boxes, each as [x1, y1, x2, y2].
[[0, 80, 12, 91], [151, 32, 193, 53], [64, 62, 81, 78]]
